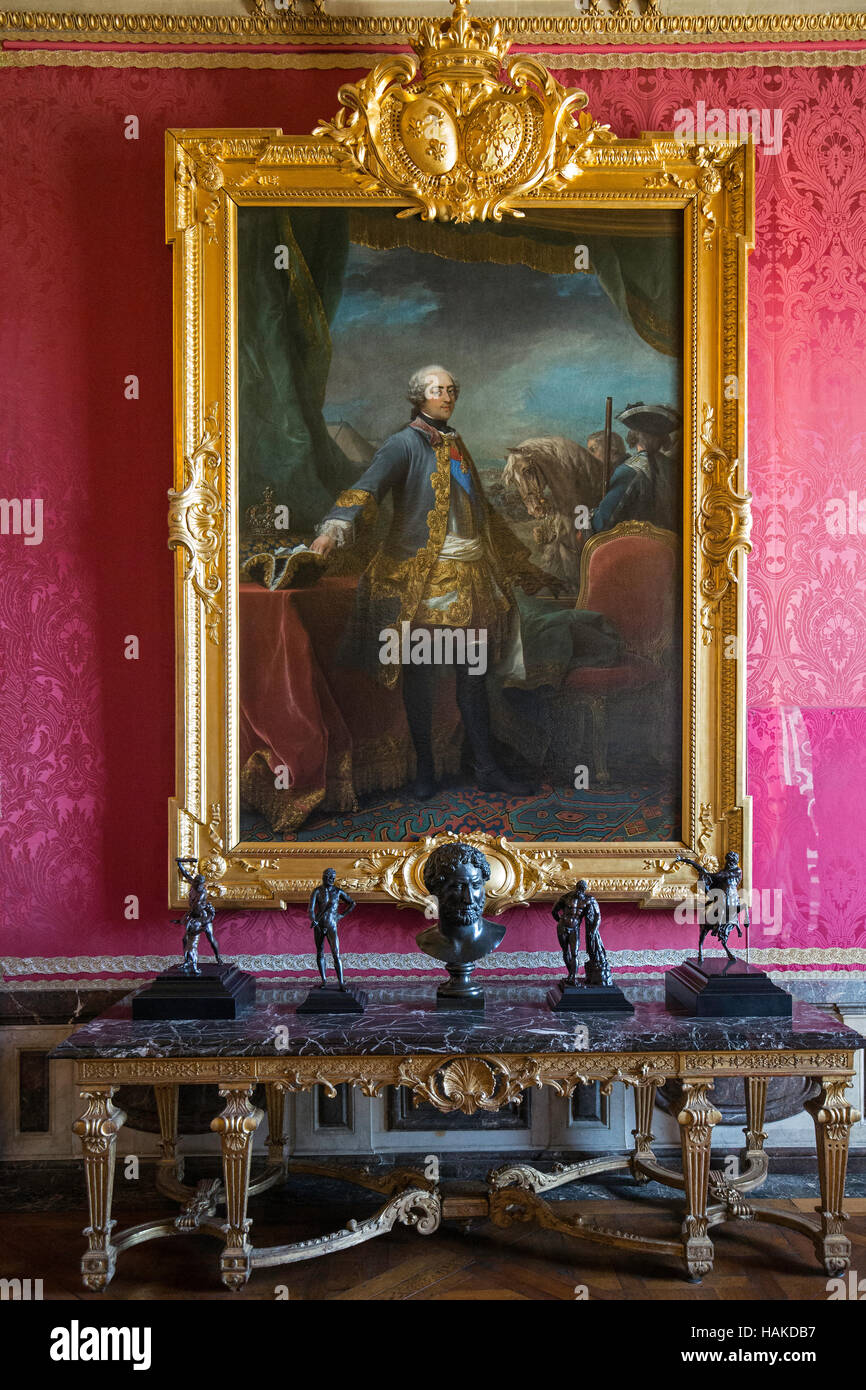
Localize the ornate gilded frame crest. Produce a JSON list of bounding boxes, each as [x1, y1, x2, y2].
[[167, 0, 753, 914]]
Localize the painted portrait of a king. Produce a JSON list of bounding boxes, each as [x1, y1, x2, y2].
[[236, 205, 684, 846]]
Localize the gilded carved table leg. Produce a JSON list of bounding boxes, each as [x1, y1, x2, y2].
[[743, 1075, 768, 1156], [264, 1082, 286, 1165], [154, 1083, 203, 1205], [677, 1080, 721, 1280], [728, 1073, 771, 1191], [211, 1084, 263, 1290], [153, 1083, 184, 1184], [72, 1087, 127, 1291], [630, 1079, 657, 1183], [805, 1076, 862, 1276], [154, 1084, 179, 1164]]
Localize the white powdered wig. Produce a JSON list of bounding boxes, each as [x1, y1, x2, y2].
[[407, 365, 460, 409]]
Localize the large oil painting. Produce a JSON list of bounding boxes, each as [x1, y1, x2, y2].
[[166, 22, 751, 909], [236, 206, 684, 845]]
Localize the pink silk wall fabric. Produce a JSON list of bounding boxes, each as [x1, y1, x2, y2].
[[1, 59, 864, 976]]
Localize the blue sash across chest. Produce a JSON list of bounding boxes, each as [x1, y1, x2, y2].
[[449, 438, 475, 501]]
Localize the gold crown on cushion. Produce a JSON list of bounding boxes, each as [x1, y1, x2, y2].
[[414, 0, 511, 78], [244, 485, 291, 545]]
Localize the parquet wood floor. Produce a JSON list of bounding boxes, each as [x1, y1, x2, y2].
[[2, 1200, 864, 1301]]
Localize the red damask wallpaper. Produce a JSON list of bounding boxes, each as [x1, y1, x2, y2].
[[1, 58, 864, 981]]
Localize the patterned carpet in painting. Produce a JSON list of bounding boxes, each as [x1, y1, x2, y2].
[[240, 775, 678, 843]]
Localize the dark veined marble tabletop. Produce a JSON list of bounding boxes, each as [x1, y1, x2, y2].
[[51, 981, 866, 1061]]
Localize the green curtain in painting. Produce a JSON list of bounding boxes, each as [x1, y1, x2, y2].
[[584, 235, 681, 358], [238, 207, 355, 527], [347, 209, 683, 358]]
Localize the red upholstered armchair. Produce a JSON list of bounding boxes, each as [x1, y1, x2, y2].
[[563, 522, 680, 784]]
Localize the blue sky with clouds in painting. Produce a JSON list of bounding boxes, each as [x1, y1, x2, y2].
[[324, 242, 682, 468]]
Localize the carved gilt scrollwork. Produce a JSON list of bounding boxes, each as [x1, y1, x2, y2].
[[199, 801, 227, 883], [73, 1089, 126, 1158], [176, 802, 283, 906], [341, 830, 552, 914], [313, 0, 614, 223], [805, 1075, 862, 1142], [697, 404, 752, 642], [168, 402, 224, 646], [696, 802, 716, 860], [392, 1055, 589, 1114], [646, 143, 744, 249], [708, 1174, 754, 1218], [340, 829, 691, 913], [175, 142, 227, 237]]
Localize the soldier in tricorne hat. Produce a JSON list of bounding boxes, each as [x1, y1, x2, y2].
[[591, 402, 681, 535]]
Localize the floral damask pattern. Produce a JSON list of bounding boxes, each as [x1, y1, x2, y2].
[[0, 551, 103, 936], [565, 66, 866, 705], [1, 60, 865, 970]]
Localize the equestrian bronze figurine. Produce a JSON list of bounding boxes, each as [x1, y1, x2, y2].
[[666, 850, 791, 1016], [675, 850, 749, 963]]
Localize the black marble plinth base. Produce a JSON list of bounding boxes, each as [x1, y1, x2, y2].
[[132, 963, 256, 1020], [436, 986, 485, 1010], [666, 958, 793, 1017], [296, 983, 367, 1014], [547, 981, 635, 1014]]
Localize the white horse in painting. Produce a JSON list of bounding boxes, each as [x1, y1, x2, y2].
[[503, 436, 610, 585]]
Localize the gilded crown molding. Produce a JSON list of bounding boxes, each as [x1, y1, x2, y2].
[[3, 3, 866, 47], [5, 47, 866, 70]]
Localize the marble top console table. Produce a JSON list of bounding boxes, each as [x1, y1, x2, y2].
[[52, 983, 864, 1292]]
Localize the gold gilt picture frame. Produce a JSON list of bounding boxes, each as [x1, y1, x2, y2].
[[166, 0, 753, 914]]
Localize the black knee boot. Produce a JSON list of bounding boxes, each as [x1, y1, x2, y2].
[[402, 665, 437, 799], [455, 667, 495, 775], [456, 669, 532, 795]]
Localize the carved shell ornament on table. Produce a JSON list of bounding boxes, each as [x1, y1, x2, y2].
[[313, 0, 614, 224], [440, 1057, 499, 1111]]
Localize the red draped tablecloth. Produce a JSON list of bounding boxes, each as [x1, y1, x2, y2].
[[239, 578, 459, 833]]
